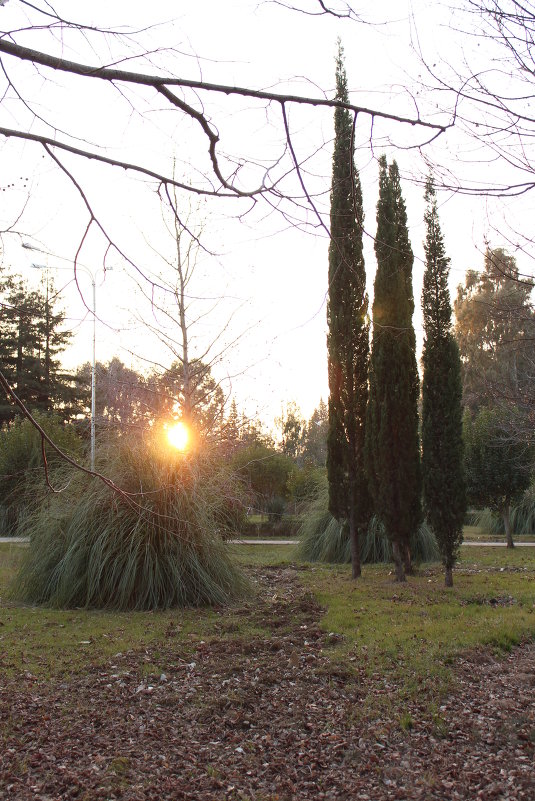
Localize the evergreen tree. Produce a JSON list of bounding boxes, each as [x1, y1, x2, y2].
[[454, 247, 535, 423], [464, 406, 532, 548], [302, 399, 328, 467], [0, 276, 74, 423], [421, 177, 466, 587], [326, 42, 371, 579], [365, 156, 421, 582]]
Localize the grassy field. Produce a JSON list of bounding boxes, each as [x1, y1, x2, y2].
[[463, 524, 535, 543], [2, 538, 534, 800], [1, 539, 535, 709]]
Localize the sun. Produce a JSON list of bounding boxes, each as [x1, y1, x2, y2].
[[166, 421, 190, 451]]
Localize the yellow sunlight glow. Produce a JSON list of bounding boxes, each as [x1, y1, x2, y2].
[[166, 421, 189, 451]]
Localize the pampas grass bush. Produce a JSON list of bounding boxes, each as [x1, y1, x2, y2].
[[12, 433, 249, 610], [297, 476, 440, 564]]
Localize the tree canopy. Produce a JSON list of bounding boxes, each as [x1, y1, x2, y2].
[[454, 248, 535, 415]]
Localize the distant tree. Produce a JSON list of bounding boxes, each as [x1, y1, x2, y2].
[[326, 42, 371, 579], [421, 177, 466, 587], [464, 406, 532, 548], [0, 275, 74, 423], [151, 359, 226, 443], [276, 401, 305, 462], [76, 357, 149, 435], [454, 248, 535, 414], [365, 156, 422, 582], [219, 398, 242, 456], [232, 441, 294, 515], [302, 399, 328, 467]]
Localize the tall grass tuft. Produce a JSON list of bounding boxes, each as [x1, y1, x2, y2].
[[473, 483, 535, 537], [297, 476, 440, 564], [12, 434, 249, 610]]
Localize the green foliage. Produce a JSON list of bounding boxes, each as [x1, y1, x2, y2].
[[421, 177, 466, 579], [0, 412, 83, 535], [454, 247, 535, 411], [472, 483, 535, 536], [232, 441, 294, 513], [301, 399, 328, 467], [11, 435, 249, 610], [76, 357, 149, 435], [326, 43, 371, 574], [365, 156, 421, 576], [463, 406, 532, 514], [276, 401, 305, 461], [297, 476, 439, 564], [286, 464, 325, 506], [0, 274, 75, 423]]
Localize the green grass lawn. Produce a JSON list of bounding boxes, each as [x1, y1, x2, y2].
[[463, 524, 535, 542], [1, 539, 535, 720]]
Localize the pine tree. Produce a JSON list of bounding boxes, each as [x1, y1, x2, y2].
[[421, 177, 466, 587], [326, 41, 371, 579], [365, 156, 421, 582], [0, 275, 74, 423]]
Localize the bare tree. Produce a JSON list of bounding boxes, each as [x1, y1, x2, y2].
[[0, 1, 447, 481]]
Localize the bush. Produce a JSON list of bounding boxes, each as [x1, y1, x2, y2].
[[297, 475, 440, 564], [0, 412, 83, 536], [12, 433, 249, 610]]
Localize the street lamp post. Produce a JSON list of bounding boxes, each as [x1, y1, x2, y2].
[[23, 244, 108, 472]]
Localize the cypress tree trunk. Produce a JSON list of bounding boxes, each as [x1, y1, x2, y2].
[[348, 492, 361, 579], [445, 565, 453, 587], [503, 505, 514, 548], [402, 541, 413, 576], [392, 542, 406, 582]]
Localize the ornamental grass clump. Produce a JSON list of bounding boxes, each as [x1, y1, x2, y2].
[[297, 476, 439, 565], [12, 434, 249, 610], [473, 483, 535, 537]]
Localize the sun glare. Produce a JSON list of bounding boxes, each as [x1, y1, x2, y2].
[[166, 421, 190, 451]]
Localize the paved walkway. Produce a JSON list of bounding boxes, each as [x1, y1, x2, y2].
[[1, 536, 535, 547]]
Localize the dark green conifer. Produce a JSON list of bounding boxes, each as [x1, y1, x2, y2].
[[365, 157, 421, 582], [326, 42, 371, 579], [421, 177, 466, 587]]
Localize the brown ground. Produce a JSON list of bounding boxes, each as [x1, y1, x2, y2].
[[1, 567, 534, 800]]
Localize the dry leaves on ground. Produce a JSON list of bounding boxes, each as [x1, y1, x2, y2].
[[1, 566, 534, 800]]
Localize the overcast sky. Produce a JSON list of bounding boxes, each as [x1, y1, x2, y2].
[[1, 0, 532, 426]]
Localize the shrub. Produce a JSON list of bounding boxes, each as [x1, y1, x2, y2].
[[297, 475, 440, 564], [12, 433, 249, 610], [0, 412, 83, 536]]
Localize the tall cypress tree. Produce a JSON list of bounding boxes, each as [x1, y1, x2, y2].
[[326, 42, 371, 579], [365, 156, 421, 582], [421, 177, 466, 586]]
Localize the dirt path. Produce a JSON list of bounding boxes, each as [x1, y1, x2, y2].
[[1, 567, 534, 800]]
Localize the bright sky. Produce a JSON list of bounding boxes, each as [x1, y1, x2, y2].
[[1, 0, 533, 426]]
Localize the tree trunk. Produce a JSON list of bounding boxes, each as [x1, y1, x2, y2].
[[392, 541, 406, 582], [445, 566, 453, 587], [402, 540, 413, 575], [349, 498, 361, 580], [503, 505, 514, 548]]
